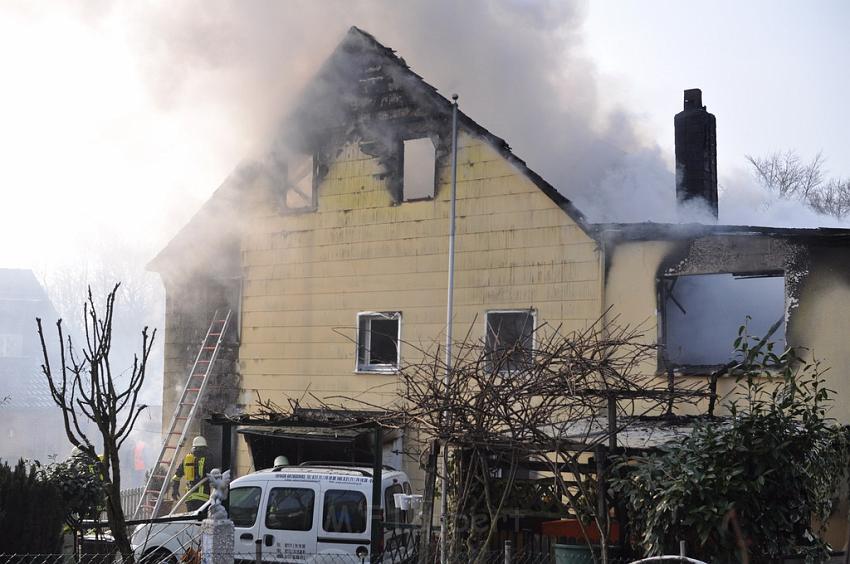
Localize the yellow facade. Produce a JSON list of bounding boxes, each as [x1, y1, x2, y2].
[[235, 130, 602, 476]]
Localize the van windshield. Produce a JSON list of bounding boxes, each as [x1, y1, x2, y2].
[[323, 490, 367, 534]]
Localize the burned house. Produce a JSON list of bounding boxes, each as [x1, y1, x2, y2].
[[150, 27, 850, 506]]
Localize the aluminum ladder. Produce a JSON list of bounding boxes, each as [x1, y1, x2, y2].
[[133, 310, 232, 519]]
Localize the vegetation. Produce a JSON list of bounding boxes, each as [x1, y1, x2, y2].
[[0, 459, 65, 553], [41, 454, 106, 530], [747, 150, 850, 219], [291, 317, 708, 564], [612, 327, 850, 562], [37, 284, 156, 562]]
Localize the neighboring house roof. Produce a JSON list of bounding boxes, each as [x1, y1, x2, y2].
[[150, 26, 589, 273], [0, 268, 52, 303]]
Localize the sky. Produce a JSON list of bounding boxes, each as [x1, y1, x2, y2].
[[0, 0, 848, 271], [583, 1, 850, 195]]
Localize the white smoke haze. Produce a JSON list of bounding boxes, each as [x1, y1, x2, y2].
[[2, 0, 846, 281], [71, 0, 684, 224], [719, 165, 850, 229]]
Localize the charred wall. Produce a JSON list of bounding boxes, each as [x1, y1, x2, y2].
[[160, 268, 241, 461]]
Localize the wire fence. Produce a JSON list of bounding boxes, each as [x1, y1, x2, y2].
[[0, 551, 647, 564]]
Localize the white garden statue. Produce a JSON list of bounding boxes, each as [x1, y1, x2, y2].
[[207, 468, 231, 521]]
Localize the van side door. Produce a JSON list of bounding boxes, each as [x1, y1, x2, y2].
[[316, 485, 372, 560], [257, 482, 320, 562]]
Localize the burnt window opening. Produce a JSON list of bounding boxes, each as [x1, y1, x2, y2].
[[485, 310, 536, 372], [660, 272, 786, 369], [282, 153, 317, 210], [356, 311, 401, 372], [402, 137, 436, 201]]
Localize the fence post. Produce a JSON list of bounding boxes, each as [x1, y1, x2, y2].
[[255, 538, 262, 564], [201, 517, 235, 564], [201, 469, 235, 564], [504, 539, 512, 564]]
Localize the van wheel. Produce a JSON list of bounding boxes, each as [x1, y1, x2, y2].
[[142, 549, 177, 564]]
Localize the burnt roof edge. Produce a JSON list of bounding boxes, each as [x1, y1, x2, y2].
[[592, 221, 850, 243]]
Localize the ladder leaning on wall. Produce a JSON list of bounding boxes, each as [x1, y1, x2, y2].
[[133, 310, 233, 520]]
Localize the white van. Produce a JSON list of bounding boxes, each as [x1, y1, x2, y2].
[[132, 464, 418, 564]]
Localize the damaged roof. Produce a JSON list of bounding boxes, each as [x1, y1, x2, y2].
[[150, 26, 588, 272], [594, 221, 850, 244]]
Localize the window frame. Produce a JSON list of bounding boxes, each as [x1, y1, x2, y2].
[[484, 309, 537, 372], [264, 486, 316, 532], [228, 486, 262, 528], [658, 271, 787, 373], [321, 489, 368, 534], [401, 137, 437, 202], [355, 311, 402, 373], [281, 152, 319, 213]]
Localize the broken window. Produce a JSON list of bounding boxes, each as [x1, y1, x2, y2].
[[661, 272, 786, 368], [485, 310, 536, 371], [356, 312, 401, 372], [402, 138, 436, 201], [283, 153, 316, 210]]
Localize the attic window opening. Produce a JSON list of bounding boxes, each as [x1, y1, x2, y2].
[[661, 272, 786, 369], [485, 310, 536, 372], [402, 138, 436, 201], [356, 312, 401, 373], [283, 153, 316, 210]]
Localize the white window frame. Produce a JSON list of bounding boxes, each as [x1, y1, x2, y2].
[[355, 311, 402, 373], [484, 309, 537, 372]]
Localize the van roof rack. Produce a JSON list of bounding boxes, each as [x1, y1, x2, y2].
[[298, 461, 397, 471]]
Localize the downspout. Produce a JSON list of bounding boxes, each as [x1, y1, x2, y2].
[[440, 94, 459, 564]]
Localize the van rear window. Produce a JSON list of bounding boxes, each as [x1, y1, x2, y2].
[[229, 487, 261, 528], [265, 488, 315, 531], [323, 490, 367, 534]]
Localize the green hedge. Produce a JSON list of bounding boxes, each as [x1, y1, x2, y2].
[[0, 459, 65, 553]]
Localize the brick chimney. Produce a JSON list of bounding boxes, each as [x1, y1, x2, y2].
[[675, 88, 718, 218]]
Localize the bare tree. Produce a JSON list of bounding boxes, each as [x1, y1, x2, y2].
[[269, 316, 710, 564], [36, 284, 155, 562], [808, 177, 850, 219], [747, 150, 824, 200], [746, 150, 850, 218]]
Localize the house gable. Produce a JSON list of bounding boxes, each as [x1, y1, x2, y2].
[[149, 27, 589, 277]]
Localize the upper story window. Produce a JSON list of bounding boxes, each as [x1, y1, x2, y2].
[[282, 153, 316, 210], [402, 138, 436, 201], [485, 310, 536, 372], [356, 312, 401, 372], [660, 272, 786, 369]]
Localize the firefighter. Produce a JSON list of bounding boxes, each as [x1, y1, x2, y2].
[[171, 436, 213, 511]]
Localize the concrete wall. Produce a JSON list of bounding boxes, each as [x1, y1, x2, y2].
[[236, 129, 602, 483]]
